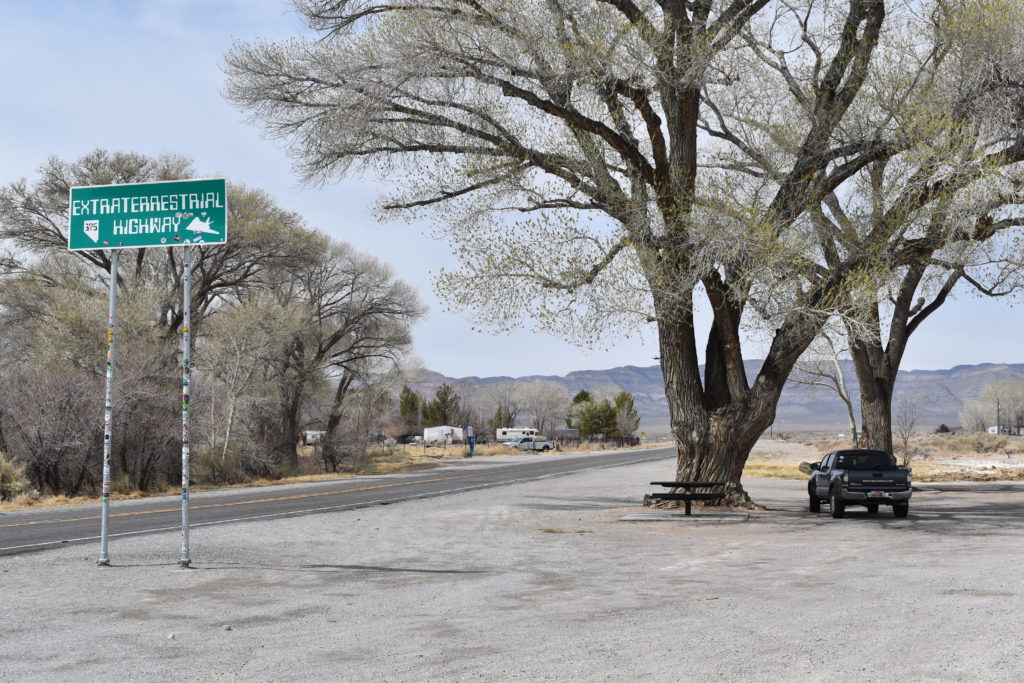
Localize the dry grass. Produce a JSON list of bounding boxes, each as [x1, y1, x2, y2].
[[227, 472, 357, 489], [752, 431, 1024, 482], [0, 490, 148, 511], [742, 461, 806, 480], [0, 447, 440, 512]]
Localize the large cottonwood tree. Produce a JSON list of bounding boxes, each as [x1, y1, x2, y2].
[[717, 0, 1024, 452], [225, 0, 1012, 504]]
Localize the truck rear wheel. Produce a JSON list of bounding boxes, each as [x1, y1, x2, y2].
[[893, 503, 909, 518], [830, 488, 845, 519]]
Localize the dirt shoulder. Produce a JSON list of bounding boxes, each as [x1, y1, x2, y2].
[[3, 460, 1022, 681]]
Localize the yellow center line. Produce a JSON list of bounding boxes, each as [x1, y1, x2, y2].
[[0, 471, 496, 529]]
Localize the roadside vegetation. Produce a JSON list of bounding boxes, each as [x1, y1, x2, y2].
[[0, 150, 425, 504], [0, 438, 661, 511]]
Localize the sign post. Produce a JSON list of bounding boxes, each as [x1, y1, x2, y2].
[[69, 178, 226, 567], [96, 251, 119, 566], [179, 244, 192, 567]]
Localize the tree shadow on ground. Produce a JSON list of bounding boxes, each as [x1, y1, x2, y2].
[[515, 495, 638, 511], [753, 483, 1024, 538]]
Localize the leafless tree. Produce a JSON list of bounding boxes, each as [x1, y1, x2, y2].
[[522, 380, 569, 435], [481, 381, 526, 430], [790, 329, 859, 447], [0, 366, 101, 495], [893, 395, 921, 466], [959, 400, 990, 434], [197, 294, 306, 471], [261, 241, 425, 469]]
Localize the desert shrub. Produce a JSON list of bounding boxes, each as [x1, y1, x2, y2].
[[944, 433, 1010, 454], [339, 448, 374, 473], [0, 452, 28, 501], [111, 472, 135, 496], [195, 449, 241, 486], [194, 443, 277, 485], [974, 434, 1008, 453]]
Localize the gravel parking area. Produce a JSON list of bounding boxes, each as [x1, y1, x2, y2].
[[3, 458, 1024, 681]]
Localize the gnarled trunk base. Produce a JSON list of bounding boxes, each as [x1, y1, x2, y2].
[[641, 410, 771, 510]]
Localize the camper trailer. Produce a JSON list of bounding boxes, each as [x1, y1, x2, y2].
[[495, 427, 538, 442]]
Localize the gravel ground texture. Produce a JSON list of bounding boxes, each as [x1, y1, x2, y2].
[[3, 455, 1023, 682]]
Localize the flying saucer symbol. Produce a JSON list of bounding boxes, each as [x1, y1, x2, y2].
[[184, 216, 218, 236]]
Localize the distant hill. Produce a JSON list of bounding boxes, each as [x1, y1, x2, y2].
[[412, 361, 1024, 432]]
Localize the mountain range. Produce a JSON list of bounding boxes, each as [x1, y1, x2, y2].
[[413, 361, 1024, 433]]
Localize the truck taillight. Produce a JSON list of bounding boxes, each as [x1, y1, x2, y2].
[[841, 472, 849, 486], [907, 470, 912, 486]]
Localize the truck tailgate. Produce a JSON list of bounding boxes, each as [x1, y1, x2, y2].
[[847, 469, 910, 489]]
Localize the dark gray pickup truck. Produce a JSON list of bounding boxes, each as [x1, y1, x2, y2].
[[807, 449, 911, 519]]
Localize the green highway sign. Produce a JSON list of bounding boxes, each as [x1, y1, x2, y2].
[[69, 178, 227, 251]]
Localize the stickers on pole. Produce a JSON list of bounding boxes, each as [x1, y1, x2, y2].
[[68, 178, 227, 250]]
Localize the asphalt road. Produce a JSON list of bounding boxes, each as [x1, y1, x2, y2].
[[0, 447, 674, 557]]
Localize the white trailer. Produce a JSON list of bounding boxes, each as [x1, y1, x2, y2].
[[423, 425, 464, 444], [495, 427, 538, 442]]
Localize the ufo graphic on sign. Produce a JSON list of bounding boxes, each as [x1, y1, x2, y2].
[[184, 216, 219, 236]]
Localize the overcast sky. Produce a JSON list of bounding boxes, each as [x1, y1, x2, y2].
[[2, 0, 1022, 378]]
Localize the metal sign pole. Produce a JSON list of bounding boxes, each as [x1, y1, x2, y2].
[[179, 244, 192, 567], [97, 250, 119, 566]]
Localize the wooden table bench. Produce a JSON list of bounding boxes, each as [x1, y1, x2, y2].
[[649, 481, 726, 515]]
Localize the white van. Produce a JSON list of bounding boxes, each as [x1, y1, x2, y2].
[[495, 427, 538, 442]]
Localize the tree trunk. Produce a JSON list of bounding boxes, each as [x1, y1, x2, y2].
[[669, 405, 774, 508], [846, 263, 949, 455], [657, 313, 780, 508], [859, 387, 894, 453], [321, 372, 354, 472], [849, 335, 896, 454], [276, 385, 303, 471], [653, 281, 821, 508], [221, 396, 237, 461]]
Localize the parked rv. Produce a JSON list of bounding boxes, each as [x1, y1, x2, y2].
[[495, 427, 538, 443]]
